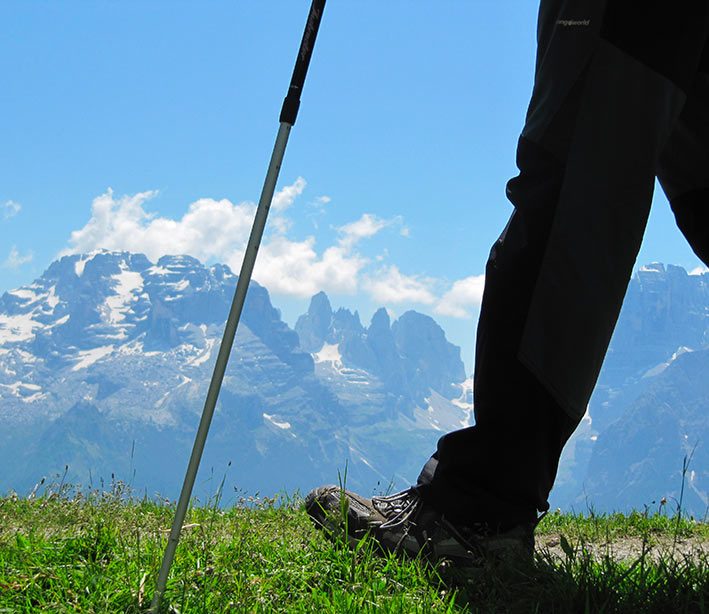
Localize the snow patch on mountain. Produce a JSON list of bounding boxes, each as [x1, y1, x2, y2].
[[451, 376, 473, 413], [187, 338, 217, 367], [263, 413, 291, 429], [340, 368, 371, 385], [155, 390, 170, 408], [16, 349, 37, 363], [53, 315, 70, 327], [313, 342, 342, 368], [642, 346, 693, 379], [415, 387, 472, 433], [117, 340, 146, 355], [312, 343, 371, 385], [8, 288, 37, 301], [75, 255, 90, 277], [46, 286, 59, 309], [0, 313, 41, 343], [638, 262, 664, 274], [72, 345, 115, 371], [0, 381, 46, 403], [104, 268, 143, 325], [148, 265, 171, 276], [2, 381, 39, 394]]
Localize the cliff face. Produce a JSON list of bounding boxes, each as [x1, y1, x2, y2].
[[592, 263, 709, 431], [582, 347, 709, 514], [296, 294, 466, 409]]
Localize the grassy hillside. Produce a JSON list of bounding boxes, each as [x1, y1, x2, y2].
[[1, 479, 708, 613]]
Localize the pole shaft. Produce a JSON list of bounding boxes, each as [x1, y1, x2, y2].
[[150, 0, 325, 607], [149, 123, 291, 613]]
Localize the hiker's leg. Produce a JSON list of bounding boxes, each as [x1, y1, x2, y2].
[[414, 0, 596, 526], [658, 46, 709, 265], [414, 136, 580, 529], [417, 2, 709, 527]]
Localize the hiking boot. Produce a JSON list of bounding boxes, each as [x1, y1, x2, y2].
[[305, 485, 537, 575]]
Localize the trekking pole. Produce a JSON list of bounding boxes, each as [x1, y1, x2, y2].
[[149, 1, 326, 610]]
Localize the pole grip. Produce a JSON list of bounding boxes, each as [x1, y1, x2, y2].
[[279, 0, 326, 126]]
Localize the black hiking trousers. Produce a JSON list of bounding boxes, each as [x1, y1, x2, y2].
[[416, 1, 709, 528]]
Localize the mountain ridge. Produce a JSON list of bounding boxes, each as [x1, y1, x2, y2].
[[2, 253, 709, 515], [0, 250, 469, 499]]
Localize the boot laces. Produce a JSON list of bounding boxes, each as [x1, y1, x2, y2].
[[372, 488, 422, 530]]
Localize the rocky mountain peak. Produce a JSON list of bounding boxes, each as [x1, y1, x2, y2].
[[392, 311, 466, 400], [296, 294, 467, 406], [369, 307, 391, 334], [331, 307, 364, 336], [295, 291, 333, 352]]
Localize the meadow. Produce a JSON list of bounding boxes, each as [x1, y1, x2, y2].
[[1, 476, 708, 613]]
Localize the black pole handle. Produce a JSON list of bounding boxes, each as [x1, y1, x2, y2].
[[279, 0, 326, 126]]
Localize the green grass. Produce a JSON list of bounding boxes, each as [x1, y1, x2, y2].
[[1, 480, 708, 613]]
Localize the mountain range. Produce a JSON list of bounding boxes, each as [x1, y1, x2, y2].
[[0, 253, 707, 516], [0, 251, 469, 502]]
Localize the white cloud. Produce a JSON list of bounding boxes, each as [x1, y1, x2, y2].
[[61, 184, 379, 299], [434, 275, 485, 318], [363, 265, 437, 305], [338, 213, 401, 250], [310, 195, 331, 208], [3, 200, 21, 219], [271, 176, 306, 213], [271, 216, 293, 236], [306, 195, 332, 226], [62, 188, 255, 263], [252, 239, 367, 298], [61, 184, 484, 318], [3, 246, 34, 270], [249, 212, 398, 299]]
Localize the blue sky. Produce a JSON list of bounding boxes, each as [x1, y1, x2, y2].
[[1, 1, 705, 373]]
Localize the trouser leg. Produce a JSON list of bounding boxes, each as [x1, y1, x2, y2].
[[414, 1, 594, 526], [658, 49, 709, 265], [416, 3, 709, 528], [415, 137, 579, 529]]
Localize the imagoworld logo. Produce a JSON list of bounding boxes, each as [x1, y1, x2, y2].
[[557, 19, 591, 27]]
